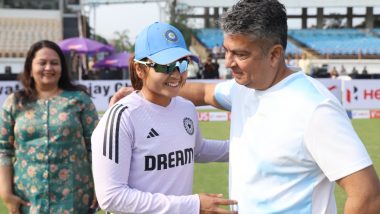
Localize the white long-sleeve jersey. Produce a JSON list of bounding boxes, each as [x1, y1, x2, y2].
[[91, 92, 229, 214]]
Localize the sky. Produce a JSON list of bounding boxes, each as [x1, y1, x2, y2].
[[87, 2, 211, 43], [87, 3, 164, 43]]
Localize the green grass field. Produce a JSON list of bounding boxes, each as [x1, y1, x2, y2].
[[1, 119, 379, 213]]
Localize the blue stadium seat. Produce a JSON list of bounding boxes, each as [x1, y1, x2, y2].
[[288, 29, 380, 55], [194, 28, 303, 55]]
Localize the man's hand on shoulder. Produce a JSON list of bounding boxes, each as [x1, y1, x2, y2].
[[109, 86, 134, 106]]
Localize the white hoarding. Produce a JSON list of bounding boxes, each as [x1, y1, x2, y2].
[[316, 78, 342, 101], [1, 79, 379, 112], [343, 80, 380, 109], [0, 80, 131, 112]]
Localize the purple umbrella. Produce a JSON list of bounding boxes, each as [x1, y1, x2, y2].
[[93, 52, 130, 69], [98, 44, 115, 53], [58, 37, 113, 54]]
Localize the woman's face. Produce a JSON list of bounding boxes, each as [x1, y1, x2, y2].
[[138, 60, 188, 107], [31, 47, 62, 90]]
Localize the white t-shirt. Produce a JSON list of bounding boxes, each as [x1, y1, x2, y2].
[[91, 92, 229, 214], [187, 62, 200, 79], [214, 71, 372, 214]]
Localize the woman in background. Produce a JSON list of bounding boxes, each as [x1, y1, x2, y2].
[[0, 40, 99, 213]]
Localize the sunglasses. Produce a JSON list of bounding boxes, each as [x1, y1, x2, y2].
[[134, 58, 189, 74]]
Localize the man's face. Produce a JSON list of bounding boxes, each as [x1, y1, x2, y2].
[[223, 34, 278, 90]]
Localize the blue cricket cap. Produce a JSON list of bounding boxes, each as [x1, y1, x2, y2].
[[134, 22, 199, 64]]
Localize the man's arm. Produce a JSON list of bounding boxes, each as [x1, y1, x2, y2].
[[109, 87, 135, 106], [336, 165, 380, 214], [180, 82, 223, 108], [109, 82, 225, 109]]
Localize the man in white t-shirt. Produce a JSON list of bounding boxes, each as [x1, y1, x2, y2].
[[110, 1, 380, 213]]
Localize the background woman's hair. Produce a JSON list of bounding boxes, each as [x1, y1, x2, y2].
[[16, 40, 89, 103]]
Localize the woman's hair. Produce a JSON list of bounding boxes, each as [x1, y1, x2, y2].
[[16, 40, 88, 103], [129, 54, 144, 90]]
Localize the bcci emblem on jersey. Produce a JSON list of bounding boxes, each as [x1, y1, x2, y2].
[[183, 117, 194, 135]]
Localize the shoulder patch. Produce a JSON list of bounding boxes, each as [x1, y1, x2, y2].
[[183, 117, 194, 135]]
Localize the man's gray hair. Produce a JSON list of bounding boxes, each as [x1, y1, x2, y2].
[[220, 0, 288, 52]]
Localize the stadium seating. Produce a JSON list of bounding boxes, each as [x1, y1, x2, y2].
[[193, 28, 223, 49], [372, 28, 380, 36], [286, 41, 302, 55], [193, 28, 303, 56], [0, 17, 62, 58], [288, 29, 380, 55]]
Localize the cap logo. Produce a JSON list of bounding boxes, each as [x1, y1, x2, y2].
[[164, 30, 178, 43]]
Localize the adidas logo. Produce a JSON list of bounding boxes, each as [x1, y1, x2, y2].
[[147, 128, 159, 138]]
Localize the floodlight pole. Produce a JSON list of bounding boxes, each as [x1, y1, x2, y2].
[[169, 0, 176, 24], [93, 4, 96, 38]]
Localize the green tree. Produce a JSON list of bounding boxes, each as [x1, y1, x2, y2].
[[168, 0, 193, 47], [113, 30, 134, 52], [92, 34, 109, 44], [324, 13, 344, 28]]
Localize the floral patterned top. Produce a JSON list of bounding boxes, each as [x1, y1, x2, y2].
[[0, 90, 99, 214]]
